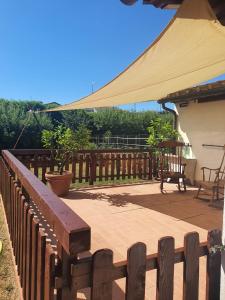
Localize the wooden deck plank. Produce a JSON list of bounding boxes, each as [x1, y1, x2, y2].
[[62, 182, 222, 300]]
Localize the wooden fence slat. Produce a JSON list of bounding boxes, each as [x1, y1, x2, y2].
[[143, 153, 147, 179], [122, 154, 126, 180], [19, 196, 26, 283], [126, 242, 146, 300], [133, 154, 137, 179], [26, 209, 34, 300], [8, 176, 13, 234], [17, 191, 23, 274], [12, 181, 17, 249], [116, 154, 121, 180], [57, 245, 75, 300], [99, 154, 103, 181], [72, 153, 76, 183], [91, 249, 113, 300], [15, 186, 20, 265], [156, 236, 174, 300], [206, 229, 222, 300], [85, 154, 90, 182], [36, 228, 47, 300], [111, 154, 115, 180], [22, 202, 29, 290], [34, 154, 39, 177], [44, 243, 56, 300], [9, 178, 14, 245], [31, 217, 39, 300], [183, 232, 200, 300], [41, 155, 47, 183], [148, 151, 153, 180], [79, 154, 83, 183], [105, 154, 109, 181], [14, 184, 18, 257], [127, 154, 132, 179], [90, 153, 96, 185], [138, 153, 142, 179]]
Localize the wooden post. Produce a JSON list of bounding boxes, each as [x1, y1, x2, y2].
[[183, 232, 199, 300], [149, 150, 153, 180], [57, 244, 75, 300], [126, 242, 146, 300], [206, 229, 221, 300], [91, 249, 113, 300], [89, 153, 96, 185], [156, 237, 174, 300]]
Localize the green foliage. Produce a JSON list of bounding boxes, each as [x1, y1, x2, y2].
[[74, 124, 92, 150], [62, 110, 94, 131], [0, 99, 52, 149], [42, 125, 77, 174], [92, 108, 163, 136], [0, 98, 174, 150], [146, 117, 178, 147], [42, 124, 93, 174], [44, 102, 64, 126]]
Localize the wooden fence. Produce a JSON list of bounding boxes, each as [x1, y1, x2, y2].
[[10, 149, 155, 185], [0, 150, 91, 300], [71, 231, 222, 300], [0, 149, 222, 300]]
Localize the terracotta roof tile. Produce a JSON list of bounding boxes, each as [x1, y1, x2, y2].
[[158, 80, 225, 103]]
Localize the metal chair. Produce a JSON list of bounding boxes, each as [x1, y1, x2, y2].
[[195, 146, 225, 203], [158, 140, 186, 193]]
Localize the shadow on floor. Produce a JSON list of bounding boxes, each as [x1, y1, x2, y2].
[[64, 183, 222, 231]]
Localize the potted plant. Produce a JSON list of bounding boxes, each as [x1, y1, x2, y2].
[[41, 125, 77, 196]]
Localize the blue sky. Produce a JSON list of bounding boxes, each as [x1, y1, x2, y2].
[[0, 0, 225, 111]]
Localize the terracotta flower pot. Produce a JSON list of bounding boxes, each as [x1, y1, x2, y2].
[[45, 171, 72, 196]]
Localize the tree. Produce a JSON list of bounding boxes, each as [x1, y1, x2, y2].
[[74, 124, 92, 150], [146, 117, 178, 147], [62, 110, 94, 132], [42, 124, 94, 174], [42, 125, 77, 174], [0, 99, 52, 149]]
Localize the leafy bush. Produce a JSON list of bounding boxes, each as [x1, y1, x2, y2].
[[74, 124, 92, 150], [42, 125, 77, 174], [0, 99, 52, 149], [146, 117, 178, 147], [0, 98, 174, 150], [42, 124, 93, 174]]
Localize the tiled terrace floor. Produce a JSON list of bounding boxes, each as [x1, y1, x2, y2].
[[61, 182, 223, 300]]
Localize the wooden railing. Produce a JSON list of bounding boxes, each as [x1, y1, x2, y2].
[[70, 231, 222, 300], [10, 148, 155, 185], [0, 149, 222, 300], [0, 150, 91, 300]]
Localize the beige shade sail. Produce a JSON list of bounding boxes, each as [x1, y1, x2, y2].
[[47, 0, 225, 112]]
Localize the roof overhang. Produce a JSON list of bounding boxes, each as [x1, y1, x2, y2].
[[120, 0, 225, 25], [158, 80, 225, 104]]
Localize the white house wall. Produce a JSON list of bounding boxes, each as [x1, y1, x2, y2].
[[176, 100, 225, 181]]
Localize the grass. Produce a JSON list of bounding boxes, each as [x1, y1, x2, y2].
[[0, 198, 20, 300], [70, 177, 147, 189]]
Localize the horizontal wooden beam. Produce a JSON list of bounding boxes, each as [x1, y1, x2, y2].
[[2, 150, 91, 256]]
